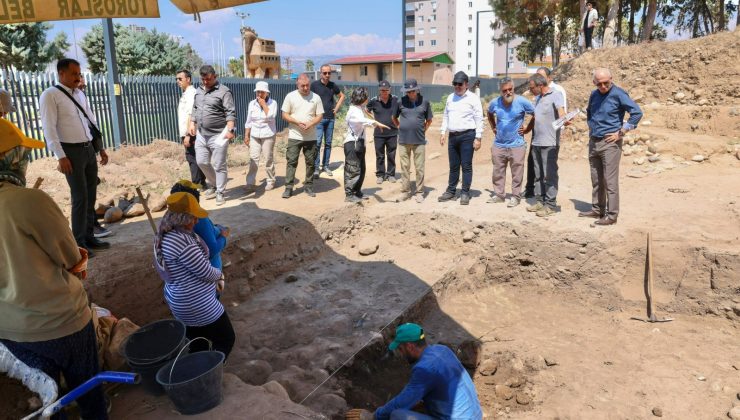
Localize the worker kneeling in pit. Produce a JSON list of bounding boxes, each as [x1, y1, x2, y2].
[[347, 323, 483, 420]]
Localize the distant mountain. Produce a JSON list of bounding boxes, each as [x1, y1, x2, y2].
[[282, 55, 345, 73]]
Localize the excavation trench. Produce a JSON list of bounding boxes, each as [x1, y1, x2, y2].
[[83, 206, 738, 419]]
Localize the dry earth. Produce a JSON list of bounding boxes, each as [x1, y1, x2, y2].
[[6, 32, 740, 420]]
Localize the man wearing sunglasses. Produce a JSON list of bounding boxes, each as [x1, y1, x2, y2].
[[580, 68, 642, 226], [438, 71, 483, 206], [176, 69, 206, 189], [310, 65, 345, 179]]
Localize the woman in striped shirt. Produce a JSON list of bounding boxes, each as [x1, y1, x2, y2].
[[154, 192, 235, 358]]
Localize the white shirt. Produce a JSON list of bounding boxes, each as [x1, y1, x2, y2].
[[586, 8, 598, 27], [549, 82, 568, 112], [343, 105, 376, 145], [39, 84, 96, 160], [440, 90, 484, 138], [177, 85, 196, 137], [245, 97, 278, 138]]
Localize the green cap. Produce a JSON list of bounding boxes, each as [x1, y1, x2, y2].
[[388, 323, 424, 351]]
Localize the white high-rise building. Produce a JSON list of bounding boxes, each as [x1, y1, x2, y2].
[[405, 0, 529, 77]]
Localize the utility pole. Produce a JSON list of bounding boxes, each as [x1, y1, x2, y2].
[[236, 11, 250, 78], [401, 0, 407, 83], [102, 18, 125, 147]]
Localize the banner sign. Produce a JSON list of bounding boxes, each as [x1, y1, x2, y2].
[[0, 0, 160, 23]]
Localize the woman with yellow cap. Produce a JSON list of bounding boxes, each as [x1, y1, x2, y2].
[[154, 192, 235, 358]]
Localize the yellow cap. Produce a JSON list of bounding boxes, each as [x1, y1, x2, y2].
[[0, 118, 46, 154], [166, 192, 208, 218], [176, 179, 202, 191]]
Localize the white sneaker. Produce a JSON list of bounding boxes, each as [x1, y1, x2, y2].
[[507, 197, 521, 207]]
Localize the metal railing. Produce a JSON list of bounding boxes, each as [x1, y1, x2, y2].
[[1, 70, 459, 160]]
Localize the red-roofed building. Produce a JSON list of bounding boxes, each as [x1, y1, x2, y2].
[[330, 52, 454, 85]]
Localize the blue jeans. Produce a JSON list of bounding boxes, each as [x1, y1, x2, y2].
[[315, 118, 335, 170], [446, 130, 476, 194]]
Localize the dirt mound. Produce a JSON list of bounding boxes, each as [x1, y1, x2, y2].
[[555, 31, 740, 109]]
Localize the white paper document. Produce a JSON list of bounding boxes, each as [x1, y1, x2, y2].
[[213, 127, 230, 147], [552, 108, 582, 130]]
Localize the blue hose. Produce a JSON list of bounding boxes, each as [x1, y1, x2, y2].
[[41, 371, 139, 418]]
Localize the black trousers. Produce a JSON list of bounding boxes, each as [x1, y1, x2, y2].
[[524, 146, 535, 195], [1, 321, 107, 420], [185, 311, 235, 360], [584, 26, 594, 49], [344, 139, 366, 197], [62, 143, 98, 247], [374, 135, 397, 178], [183, 136, 206, 187]]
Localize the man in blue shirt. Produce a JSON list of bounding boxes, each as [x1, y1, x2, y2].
[[579, 68, 642, 226], [486, 78, 534, 207], [347, 323, 483, 420]]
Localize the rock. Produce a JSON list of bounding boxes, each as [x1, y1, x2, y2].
[[95, 203, 109, 216], [673, 92, 686, 101], [506, 376, 525, 388], [462, 231, 475, 242], [261, 380, 290, 400], [123, 202, 145, 217], [428, 152, 441, 160], [652, 407, 663, 417], [544, 357, 558, 366], [648, 155, 661, 163], [479, 359, 498, 376], [103, 206, 123, 223], [472, 228, 481, 235], [639, 134, 651, 142], [149, 192, 168, 212], [691, 154, 705, 162], [234, 360, 273, 385], [515, 392, 532, 405], [116, 197, 132, 212], [495, 385, 514, 400], [736, 150, 740, 161], [623, 149, 633, 156], [634, 157, 646, 165], [358, 238, 379, 256], [311, 393, 347, 418], [457, 340, 482, 370], [697, 99, 708, 106], [732, 304, 740, 316], [99, 194, 116, 207], [285, 274, 299, 283], [693, 88, 704, 97], [648, 144, 659, 154], [690, 123, 700, 131], [642, 120, 652, 126], [729, 406, 740, 420]]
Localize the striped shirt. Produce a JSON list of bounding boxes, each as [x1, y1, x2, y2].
[[160, 229, 223, 327]]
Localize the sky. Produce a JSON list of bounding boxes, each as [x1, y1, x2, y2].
[[49, 0, 403, 67]]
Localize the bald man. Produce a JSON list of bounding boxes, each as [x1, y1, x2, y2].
[[580, 68, 642, 226], [281, 74, 325, 198]]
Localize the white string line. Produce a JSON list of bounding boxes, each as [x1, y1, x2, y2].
[[298, 286, 433, 405]]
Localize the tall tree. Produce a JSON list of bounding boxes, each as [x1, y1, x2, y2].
[[81, 24, 203, 75], [603, 0, 621, 47], [305, 59, 314, 72], [642, 0, 659, 41], [228, 57, 244, 77], [0, 24, 69, 72]]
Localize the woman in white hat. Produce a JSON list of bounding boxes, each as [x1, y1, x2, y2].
[[244, 81, 278, 193]]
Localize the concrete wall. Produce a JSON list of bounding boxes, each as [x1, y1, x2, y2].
[[339, 62, 453, 85], [405, 0, 454, 57]]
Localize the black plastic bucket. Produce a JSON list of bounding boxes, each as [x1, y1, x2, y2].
[[121, 319, 186, 395], [156, 344, 224, 415]]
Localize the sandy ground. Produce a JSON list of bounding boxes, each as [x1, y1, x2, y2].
[[9, 32, 740, 420]]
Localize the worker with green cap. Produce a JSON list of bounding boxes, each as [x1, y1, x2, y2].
[[347, 323, 482, 420]]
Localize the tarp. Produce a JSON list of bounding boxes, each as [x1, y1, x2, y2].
[[0, 0, 266, 24]]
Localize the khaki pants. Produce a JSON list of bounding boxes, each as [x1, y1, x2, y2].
[[588, 138, 622, 219], [491, 144, 526, 199], [398, 143, 425, 196], [246, 136, 276, 187]]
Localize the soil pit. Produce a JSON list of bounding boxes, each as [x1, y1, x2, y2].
[[89, 206, 738, 419], [0, 374, 42, 420]]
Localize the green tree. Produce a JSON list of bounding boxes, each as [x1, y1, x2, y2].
[[305, 59, 314, 72], [0, 23, 69, 71], [228, 56, 245, 77], [81, 24, 203, 75]]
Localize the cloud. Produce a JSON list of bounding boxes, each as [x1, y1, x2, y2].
[[277, 33, 401, 56], [180, 7, 237, 33]]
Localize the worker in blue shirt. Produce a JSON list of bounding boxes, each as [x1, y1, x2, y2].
[[579, 68, 642, 226], [347, 323, 483, 420]]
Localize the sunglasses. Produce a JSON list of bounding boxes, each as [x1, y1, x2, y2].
[[322, 72, 331, 75], [501, 88, 513, 93], [453, 82, 464, 86], [595, 81, 612, 87]]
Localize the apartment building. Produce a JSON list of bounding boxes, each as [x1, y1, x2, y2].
[[404, 0, 528, 77]]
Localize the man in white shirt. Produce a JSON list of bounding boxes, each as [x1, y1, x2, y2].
[[525, 67, 568, 198], [438, 71, 484, 206], [582, 2, 599, 50], [40, 58, 110, 256], [176, 69, 205, 188]]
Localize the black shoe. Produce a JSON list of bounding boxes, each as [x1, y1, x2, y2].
[[438, 191, 456, 202], [282, 188, 292, 199], [305, 187, 316, 197], [86, 248, 95, 259], [86, 238, 110, 250], [523, 189, 535, 199], [460, 193, 470, 205], [345, 195, 362, 204]]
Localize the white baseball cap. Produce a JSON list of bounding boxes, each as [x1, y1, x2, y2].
[[254, 81, 270, 93], [0, 89, 15, 114]]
